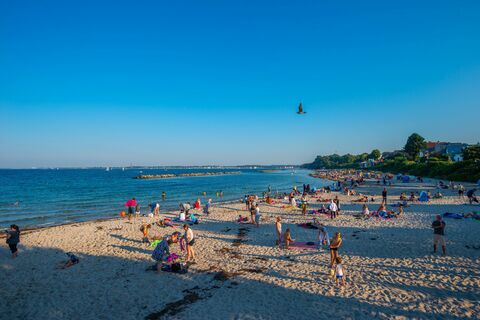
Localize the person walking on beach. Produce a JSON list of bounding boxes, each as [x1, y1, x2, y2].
[[250, 203, 256, 225], [183, 224, 195, 263], [203, 199, 211, 215], [432, 215, 446, 255], [275, 217, 282, 246], [126, 197, 136, 221], [329, 232, 342, 267], [382, 188, 388, 203], [301, 193, 308, 215], [329, 200, 338, 219], [458, 185, 465, 199], [5, 224, 20, 258], [254, 204, 261, 227], [334, 196, 341, 215]]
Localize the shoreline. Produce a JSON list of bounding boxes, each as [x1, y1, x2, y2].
[[1, 176, 479, 319], [133, 171, 241, 179]]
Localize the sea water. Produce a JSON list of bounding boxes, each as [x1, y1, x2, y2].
[[0, 168, 328, 228]]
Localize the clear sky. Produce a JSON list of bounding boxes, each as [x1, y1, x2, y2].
[[1, 0, 479, 168]]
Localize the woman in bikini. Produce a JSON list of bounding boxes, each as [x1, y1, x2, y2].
[[329, 232, 342, 268]]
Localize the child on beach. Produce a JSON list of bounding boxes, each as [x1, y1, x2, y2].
[[5, 224, 20, 258], [334, 256, 346, 286], [60, 252, 80, 269], [284, 228, 294, 249], [141, 223, 151, 243], [275, 217, 282, 246], [135, 203, 141, 217]]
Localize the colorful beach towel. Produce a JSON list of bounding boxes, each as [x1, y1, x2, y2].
[[297, 223, 319, 229], [288, 241, 318, 250]]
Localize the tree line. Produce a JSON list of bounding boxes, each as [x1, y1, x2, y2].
[[302, 133, 480, 182]]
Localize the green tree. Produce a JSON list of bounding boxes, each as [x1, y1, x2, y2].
[[463, 144, 480, 161], [404, 133, 427, 159], [369, 149, 381, 159]]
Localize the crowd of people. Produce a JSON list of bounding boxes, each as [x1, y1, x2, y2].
[[5, 173, 476, 283]]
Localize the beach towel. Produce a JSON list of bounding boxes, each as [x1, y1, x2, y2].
[[172, 219, 197, 225], [288, 242, 318, 250], [443, 212, 463, 219], [297, 223, 319, 229]]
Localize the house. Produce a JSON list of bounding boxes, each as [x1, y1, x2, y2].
[[424, 141, 468, 161]]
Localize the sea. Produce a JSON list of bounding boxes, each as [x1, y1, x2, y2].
[[0, 168, 328, 229]]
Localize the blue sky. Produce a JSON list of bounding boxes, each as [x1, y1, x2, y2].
[[1, 0, 479, 167]]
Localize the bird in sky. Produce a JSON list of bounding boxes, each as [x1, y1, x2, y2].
[[297, 102, 306, 114]]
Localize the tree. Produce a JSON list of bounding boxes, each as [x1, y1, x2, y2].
[[369, 149, 381, 160], [463, 144, 480, 161], [404, 133, 427, 159]]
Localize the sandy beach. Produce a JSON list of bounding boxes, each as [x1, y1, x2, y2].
[[1, 179, 479, 320]]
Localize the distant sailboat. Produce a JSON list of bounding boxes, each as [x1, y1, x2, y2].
[[297, 102, 306, 114], [105, 167, 110, 172]]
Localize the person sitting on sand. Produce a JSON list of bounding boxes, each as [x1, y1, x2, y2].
[[60, 252, 80, 269], [179, 202, 191, 214], [275, 217, 282, 246], [433, 191, 443, 199], [334, 256, 346, 286], [284, 228, 294, 249], [396, 204, 404, 217], [237, 215, 248, 223], [179, 210, 186, 221], [362, 204, 370, 217], [329, 232, 342, 267], [409, 192, 416, 202]]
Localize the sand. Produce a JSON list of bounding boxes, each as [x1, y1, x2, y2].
[[1, 179, 479, 319]]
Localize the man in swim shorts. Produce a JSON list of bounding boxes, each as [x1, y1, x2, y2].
[[432, 215, 446, 255]]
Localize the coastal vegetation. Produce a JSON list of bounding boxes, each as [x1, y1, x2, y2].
[[303, 134, 480, 182]]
